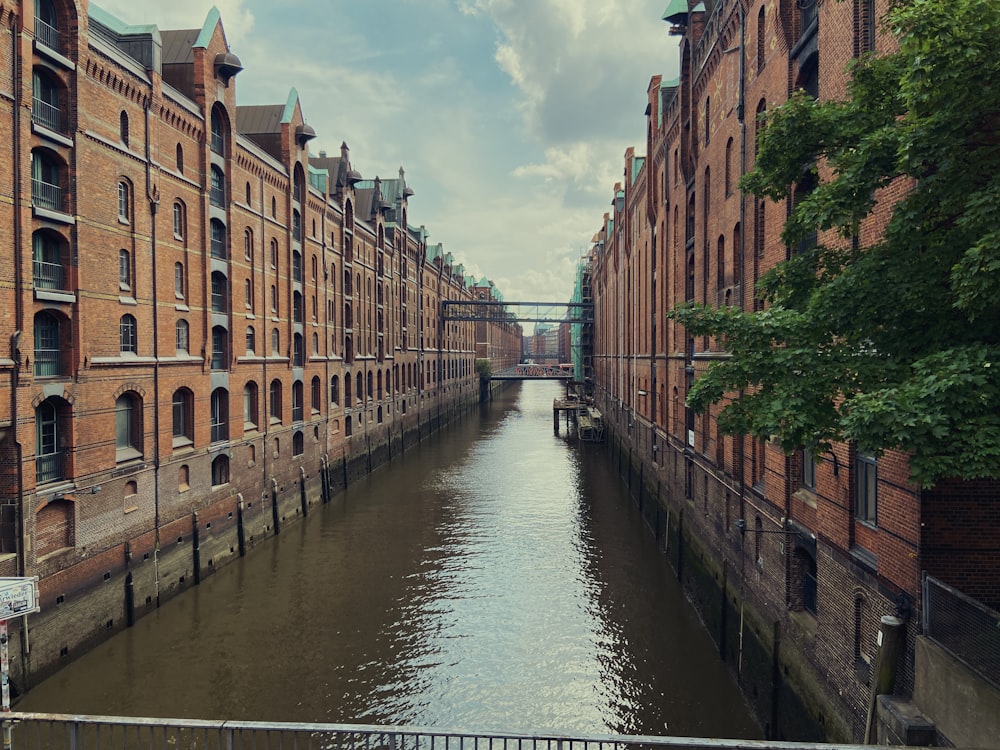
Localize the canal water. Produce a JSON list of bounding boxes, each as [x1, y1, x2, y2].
[[18, 381, 759, 739]]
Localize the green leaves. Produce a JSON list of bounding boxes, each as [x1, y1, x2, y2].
[[672, 0, 1000, 487]]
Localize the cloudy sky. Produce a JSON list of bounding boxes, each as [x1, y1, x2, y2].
[[97, 0, 680, 303]]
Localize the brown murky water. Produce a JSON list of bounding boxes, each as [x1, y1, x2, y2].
[[19, 381, 759, 738]]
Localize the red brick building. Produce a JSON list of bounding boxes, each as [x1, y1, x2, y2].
[[0, 0, 520, 687], [589, 0, 1000, 743]]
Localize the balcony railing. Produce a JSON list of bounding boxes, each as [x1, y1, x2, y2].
[[33, 349, 61, 378], [33, 259, 66, 290], [31, 179, 62, 212], [36, 451, 65, 484], [34, 19, 60, 52], [31, 98, 62, 132]]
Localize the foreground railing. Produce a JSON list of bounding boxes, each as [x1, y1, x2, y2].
[[2, 713, 919, 750]]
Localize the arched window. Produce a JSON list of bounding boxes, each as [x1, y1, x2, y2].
[[243, 382, 259, 429], [311, 376, 322, 413], [119, 111, 129, 146], [271, 328, 280, 356], [120, 314, 137, 354], [246, 325, 256, 354], [293, 333, 304, 366], [211, 326, 228, 370], [269, 379, 283, 422], [366, 371, 373, 400], [210, 166, 226, 207], [35, 397, 66, 483], [246, 181, 252, 204], [210, 388, 229, 443], [32, 229, 65, 290], [34, 0, 61, 51], [211, 455, 230, 486], [115, 392, 142, 461], [175, 319, 189, 353], [119, 249, 132, 292], [244, 279, 253, 310], [31, 69, 62, 132], [292, 210, 302, 242], [330, 375, 340, 406], [31, 148, 63, 211], [292, 431, 304, 457], [118, 180, 130, 222], [174, 261, 185, 299], [356, 372, 363, 405], [173, 201, 186, 240], [291, 380, 304, 422], [757, 6, 766, 73], [211, 272, 228, 312], [33, 311, 63, 378], [210, 106, 226, 155], [725, 138, 734, 196], [176, 143, 184, 173], [210, 218, 226, 258], [244, 228, 254, 261], [171, 388, 194, 446], [344, 372, 352, 405]]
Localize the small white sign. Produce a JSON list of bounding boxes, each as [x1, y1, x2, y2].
[[0, 577, 39, 619]]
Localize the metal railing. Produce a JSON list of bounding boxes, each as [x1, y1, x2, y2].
[[31, 180, 62, 212], [923, 573, 1000, 689], [1, 713, 906, 750], [35, 453, 64, 485], [33, 260, 66, 290], [34, 19, 60, 52], [31, 98, 62, 133]]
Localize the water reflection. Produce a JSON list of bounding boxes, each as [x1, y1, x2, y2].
[[19, 382, 759, 739]]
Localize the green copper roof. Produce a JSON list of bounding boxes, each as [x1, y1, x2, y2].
[[631, 156, 645, 186], [89, 3, 160, 36], [661, 0, 687, 22], [194, 6, 221, 49], [281, 88, 299, 124]]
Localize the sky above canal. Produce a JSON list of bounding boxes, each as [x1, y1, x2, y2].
[[96, 0, 680, 305]]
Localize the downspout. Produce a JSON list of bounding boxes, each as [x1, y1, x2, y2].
[[260, 174, 268, 496], [12, 8, 26, 585], [144, 99, 162, 603], [735, 0, 749, 684]]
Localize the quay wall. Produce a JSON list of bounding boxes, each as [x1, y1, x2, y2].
[[9, 382, 498, 698]]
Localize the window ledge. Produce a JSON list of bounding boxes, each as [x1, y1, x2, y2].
[[33, 41, 75, 70], [793, 488, 817, 509], [119, 295, 137, 305], [850, 545, 878, 573], [115, 447, 143, 463], [32, 205, 75, 225], [172, 436, 193, 450], [91, 356, 156, 366], [31, 122, 74, 148], [35, 289, 75, 303]]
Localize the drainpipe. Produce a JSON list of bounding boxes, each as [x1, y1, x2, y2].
[[12, 14, 29, 686], [734, 0, 750, 685], [144, 99, 162, 601], [11, 7, 26, 582]]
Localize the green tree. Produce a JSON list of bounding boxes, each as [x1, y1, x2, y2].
[[668, 0, 1000, 487]]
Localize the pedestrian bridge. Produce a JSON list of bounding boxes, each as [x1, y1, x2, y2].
[[2, 713, 908, 750], [491, 364, 573, 380]]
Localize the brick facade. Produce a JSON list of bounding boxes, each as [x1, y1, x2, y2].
[[588, 0, 1000, 743], [0, 0, 521, 689]]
